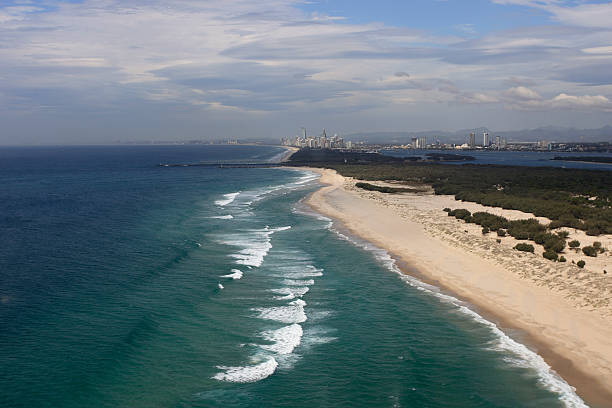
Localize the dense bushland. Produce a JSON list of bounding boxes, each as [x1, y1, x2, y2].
[[291, 158, 612, 235]]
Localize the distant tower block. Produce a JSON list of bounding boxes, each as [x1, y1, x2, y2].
[[483, 132, 490, 147], [469, 132, 476, 148]]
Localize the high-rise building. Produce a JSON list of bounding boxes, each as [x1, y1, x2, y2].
[[483, 132, 490, 147], [469, 132, 475, 148], [411, 137, 418, 149], [495, 135, 501, 149], [418, 136, 427, 149]]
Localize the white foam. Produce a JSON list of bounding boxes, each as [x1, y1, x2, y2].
[[218, 226, 292, 267], [270, 287, 310, 300], [302, 326, 338, 348], [253, 302, 307, 324], [217, 283, 224, 289], [220, 269, 243, 280], [210, 215, 234, 219], [213, 357, 278, 383], [275, 265, 324, 279], [331, 227, 587, 408], [292, 172, 319, 185], [282, 279, 315, 286], [259, 324, 303, 354], [215, 192, 240, 207]]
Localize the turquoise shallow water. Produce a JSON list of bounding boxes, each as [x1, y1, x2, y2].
[[0, 145, 587, 407]]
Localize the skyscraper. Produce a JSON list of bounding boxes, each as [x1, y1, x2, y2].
[[418, 136, 427, 149], [469, 132, 475, 148], [483, 132, 490, 147]]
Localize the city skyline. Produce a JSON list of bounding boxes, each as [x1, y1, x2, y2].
[[1, 0, 612, 145]]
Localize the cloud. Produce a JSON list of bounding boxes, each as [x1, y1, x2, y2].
[[505, 86, 541, 100], [0, 0, 611, 142], [551, 93, 611, 110], [555, 62, 612, 86], [492, 0, 612, 28], [502, 87, 612, 112]]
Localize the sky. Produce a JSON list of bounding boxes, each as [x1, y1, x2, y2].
[[1, 0, 611, 144]]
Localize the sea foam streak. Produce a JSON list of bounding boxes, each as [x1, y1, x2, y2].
[[220, 269, 243, 280], [259, 324, 303, 354], [270, 287, 310, 300], [215, 192, 240, 207], [210, 215, 233, 219], [213, 357, 278, 383], [282, 279, 315, 286], [219, 226, 292, 267], [330, 227, 587, 408], [253, 299, 307, 324]]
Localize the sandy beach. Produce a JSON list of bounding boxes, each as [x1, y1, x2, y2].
[[303, 167, 612, 407]]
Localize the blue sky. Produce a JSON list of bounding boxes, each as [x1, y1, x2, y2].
[[298, 0, 552, 35], [0, 0, 611, 144]]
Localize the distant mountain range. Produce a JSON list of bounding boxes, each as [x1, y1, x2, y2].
[[345, 125, 612, 144]]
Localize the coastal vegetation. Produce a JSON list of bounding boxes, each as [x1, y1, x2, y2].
[[355, 182, 428, 194], [582, 246, 598, 257], [287, 149, 612, 235], [552, 156, 612, 164], [514, 243, 535, 253], [445, 208, 569, 255]]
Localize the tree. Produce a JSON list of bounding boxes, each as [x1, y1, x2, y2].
[[568, 240, 580, 248], [582, 246, 598, 257], [577, 260, 585, 268]]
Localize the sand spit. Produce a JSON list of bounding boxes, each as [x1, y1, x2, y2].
[[303, 167, 612, 407]]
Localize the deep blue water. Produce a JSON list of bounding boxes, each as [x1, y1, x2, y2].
[[0, 145, 587, 407], [381, 149, 612, 171]]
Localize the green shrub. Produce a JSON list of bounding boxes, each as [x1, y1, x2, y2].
[[582, 246, 598, 257], [453, 209, 471, 220], [577, 260, 585, 268], [543, 250, 558, 261], [543, 236, 566, 253], [559, 256, 567, 262], [514, 243, 535, 253], [568, 240, 580, 248], [497, 229, 506, 237], [533, 233, 547, 244], [471, 212, 508, 231], [556, 231, 570, 239], [443, 208, 451, 212], [482, 227, 489, 234], [507, 219, 546, 240]]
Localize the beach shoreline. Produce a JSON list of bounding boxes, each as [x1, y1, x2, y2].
[[299, 166, 612, 407], [279, 146, 299, 162]]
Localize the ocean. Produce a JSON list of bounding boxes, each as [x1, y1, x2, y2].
[[0, 145, 586, 407]]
